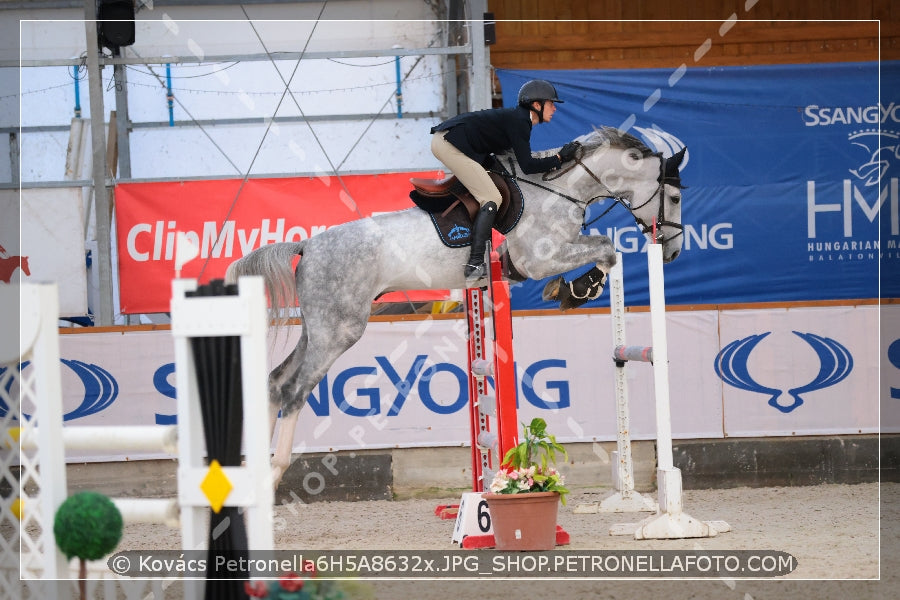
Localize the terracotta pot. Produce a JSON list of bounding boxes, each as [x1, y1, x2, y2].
[[483, 491, 560, 551]]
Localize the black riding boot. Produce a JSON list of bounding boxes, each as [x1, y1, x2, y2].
[[464, 201, 498, 287]]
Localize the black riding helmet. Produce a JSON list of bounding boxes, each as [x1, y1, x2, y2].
[[517, 79, 564, 123]]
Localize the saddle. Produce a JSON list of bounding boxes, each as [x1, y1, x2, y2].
[[408, 171, 524, 248]]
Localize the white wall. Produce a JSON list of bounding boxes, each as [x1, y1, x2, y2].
[[8, 2, 456, 182], [8, 2, 443, 63]]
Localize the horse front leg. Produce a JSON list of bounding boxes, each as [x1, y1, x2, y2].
[[542, 265, 608, 310], [533, 236, 617, 310]]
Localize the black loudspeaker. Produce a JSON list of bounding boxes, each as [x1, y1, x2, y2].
[[98, 0, 135, 50], [484, 12, 496, 46]]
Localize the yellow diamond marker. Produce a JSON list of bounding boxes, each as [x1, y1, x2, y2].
[[200, 459, 232, 513], [11, 498, 24, 520], [5, 427, 20, 449]]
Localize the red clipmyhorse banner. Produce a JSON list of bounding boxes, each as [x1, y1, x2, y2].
[[115, 172, 445, 314]]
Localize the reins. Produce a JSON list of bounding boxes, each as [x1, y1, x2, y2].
[[501, 147, 684, 244]]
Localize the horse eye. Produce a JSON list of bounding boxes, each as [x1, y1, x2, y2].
[[671, 195, 681, 204]]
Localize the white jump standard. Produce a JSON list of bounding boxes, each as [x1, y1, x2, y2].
[[606, 245, 730, 539], [1, 279, 274, 599], [576, 252, 658, 515]]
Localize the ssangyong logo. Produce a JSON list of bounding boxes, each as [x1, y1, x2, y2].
[[0, 360, 119, 420], [803, 102, 900, 128], [633, 126, 690, 167], [595, 126, 734, 252], [714, 331, 853, 413]]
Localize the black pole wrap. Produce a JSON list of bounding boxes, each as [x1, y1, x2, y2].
[[187, 279, 250, 600]]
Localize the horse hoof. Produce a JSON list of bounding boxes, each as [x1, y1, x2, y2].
[[560, 294, 588, 311], [542, 276, 563, 301], [464, 275, 488, 289], [271, 466, 285, 490]]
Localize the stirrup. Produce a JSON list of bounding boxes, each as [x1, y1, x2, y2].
[[464, 262, 488, 288]]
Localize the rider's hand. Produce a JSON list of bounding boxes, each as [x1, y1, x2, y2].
[[558, 141, 580, 163]]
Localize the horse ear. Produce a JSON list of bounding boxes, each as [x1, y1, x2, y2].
[[665, 147, 686, 177], [663, 147, 687, 188]]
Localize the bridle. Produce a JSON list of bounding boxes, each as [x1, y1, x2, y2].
[[502, 146, 684, 245]]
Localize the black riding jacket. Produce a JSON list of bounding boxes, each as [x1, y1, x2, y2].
[[431, 105, 562, 174]]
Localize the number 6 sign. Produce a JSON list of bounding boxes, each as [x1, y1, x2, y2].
[[452, 492, 495, 548]]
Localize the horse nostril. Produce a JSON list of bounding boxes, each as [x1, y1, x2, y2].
[[669, 250, 680, 262]]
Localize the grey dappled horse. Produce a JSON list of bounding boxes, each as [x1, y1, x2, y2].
[[226, 126, 686, 488]]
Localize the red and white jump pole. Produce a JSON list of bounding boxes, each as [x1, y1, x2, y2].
[[463, 236, 518, 493], [449, 233, 569, 549]]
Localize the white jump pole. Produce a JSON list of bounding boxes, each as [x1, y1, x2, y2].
[[20, 425, 178, 455], [648, 244, 674, 474], [112, 498, 180, 528], [609, 244, 730, 539]]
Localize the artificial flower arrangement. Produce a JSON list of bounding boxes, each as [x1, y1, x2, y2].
[[488, 417, 570, 505]]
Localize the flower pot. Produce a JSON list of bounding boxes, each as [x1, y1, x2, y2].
[[483, 491, 560, 551]]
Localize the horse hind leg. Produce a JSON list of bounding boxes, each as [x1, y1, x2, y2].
[[270, 407, 300, 489], [268, 360, 345, 490], [267, 309, 371, 490], [266, 333, 308, 488]]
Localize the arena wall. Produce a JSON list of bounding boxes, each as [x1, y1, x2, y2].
[[488, 0, 895, 71]]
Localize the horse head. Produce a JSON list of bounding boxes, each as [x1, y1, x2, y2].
[[657, 147, 686, 262], [571, 127, 686, 263], [20, 256, 30, 277]]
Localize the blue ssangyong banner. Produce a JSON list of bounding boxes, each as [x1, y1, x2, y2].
[[496, 62, 899, 308]]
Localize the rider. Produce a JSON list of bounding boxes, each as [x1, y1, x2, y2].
[[430, 79, 580, 286]]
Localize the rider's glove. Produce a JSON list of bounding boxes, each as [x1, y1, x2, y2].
[[558, 141, 580, 164]]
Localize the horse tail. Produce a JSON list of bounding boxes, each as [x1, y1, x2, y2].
[[225, 241, 306, 325]]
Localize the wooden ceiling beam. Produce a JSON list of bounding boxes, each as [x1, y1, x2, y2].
[[492, 22, 881, 53]]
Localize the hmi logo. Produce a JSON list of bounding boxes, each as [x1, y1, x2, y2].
[[804, 109, 899, 245], [806, 129, 898, 239], [803, 102, 899, 261]]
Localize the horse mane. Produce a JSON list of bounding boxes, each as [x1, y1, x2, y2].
[[575, 126, 656, 157], [502, 125, 656, 164]]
